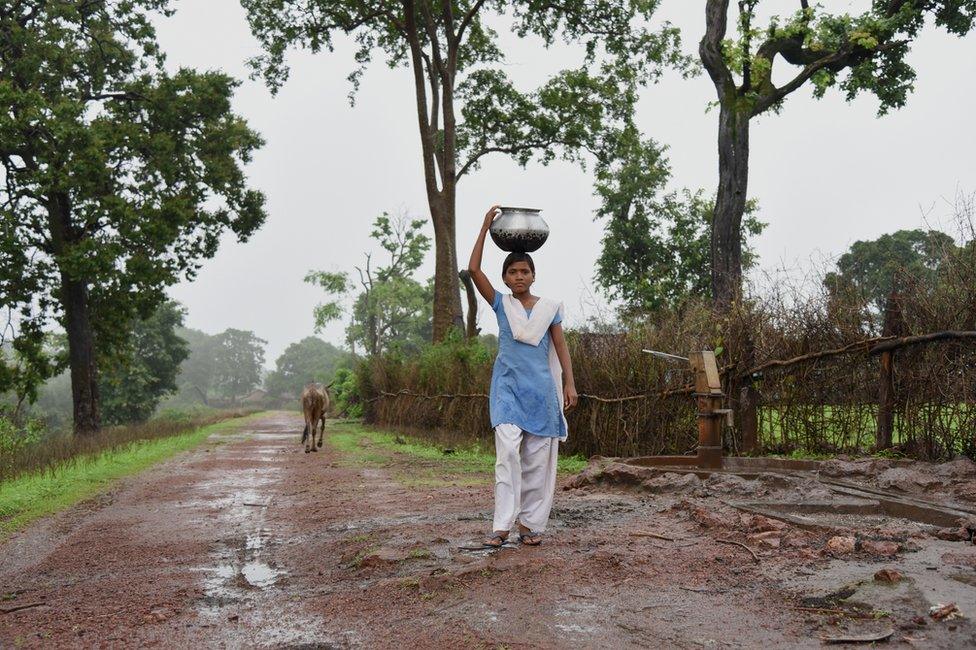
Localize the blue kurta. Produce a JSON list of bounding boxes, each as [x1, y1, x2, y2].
[[489, 291, 566, 438]]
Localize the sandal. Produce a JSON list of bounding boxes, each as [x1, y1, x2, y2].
[[483, 533, 509, 548], [518, 532, 543, 546]]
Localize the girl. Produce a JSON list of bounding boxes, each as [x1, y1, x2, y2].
[[467, 205, 578, 547]]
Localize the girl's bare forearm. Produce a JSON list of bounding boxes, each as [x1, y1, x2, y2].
[[470, 206, 500, 302], [558, 346, 575, 388], [468, 224, 489, 274], [551, 326, 576, 388]]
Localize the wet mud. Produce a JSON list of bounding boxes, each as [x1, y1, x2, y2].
[[1, 413, 973, 648]]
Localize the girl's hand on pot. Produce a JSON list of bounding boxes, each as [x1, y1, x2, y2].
[[483, 205, 501, 229], [564, 386, 578, 410]]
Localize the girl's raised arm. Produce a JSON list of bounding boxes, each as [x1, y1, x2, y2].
[[467, 205, 501, 304]]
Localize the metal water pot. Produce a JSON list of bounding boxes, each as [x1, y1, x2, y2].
[[489, 207, 549, 253]]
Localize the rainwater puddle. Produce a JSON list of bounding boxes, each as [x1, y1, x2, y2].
[[242, 560, 280, 587]]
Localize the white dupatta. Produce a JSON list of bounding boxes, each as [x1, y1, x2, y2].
[[501, 294, 568, 441]]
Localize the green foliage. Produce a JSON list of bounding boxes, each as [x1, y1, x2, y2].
[[264, 337, 350, 399], [715, 1, 976, 117], [0, 332, 61, 409], [99, 301, 190, 425], [0, 415, 45, 474], [307, 213, 433, 355], [416, 328, 494, 386], [304, 270, 352, 329], [331, 367, 363, 418], [210, 329, 267, 401], [240, 0, 692, 176], [824, 229, 958, 318], [593, 125, 765, 316], [0, 1, 266, 405]]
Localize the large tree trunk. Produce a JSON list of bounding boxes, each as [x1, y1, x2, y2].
[[62, 277, 101, 434], [458, 269, 480, 338], [47, 194, 101, 434], [402, 2, 463, 343], [430, 200, 464, 341], [711, 103, 751, 311]]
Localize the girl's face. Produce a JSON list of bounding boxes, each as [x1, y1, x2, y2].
[[503, 261, 535, 293]]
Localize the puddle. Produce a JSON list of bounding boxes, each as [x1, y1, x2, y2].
[[242, 560, 280, 587], [191, 451, 287, 620]]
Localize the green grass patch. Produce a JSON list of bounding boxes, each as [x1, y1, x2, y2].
[[0, 416, 250, 539], [327, 421, 588, 482]]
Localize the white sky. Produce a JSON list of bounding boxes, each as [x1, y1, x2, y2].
[[157, 1, 976, 364]]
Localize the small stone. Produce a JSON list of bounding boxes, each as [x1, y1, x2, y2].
[[930, 602, 959, 620], [826, 536, 856, 555], [934, 527, 969, 542], [227, 614, 239, 622], [877, 467, 945, 492], [687, 505, 726, 529], [746, 515, 787, 533], [874, 568, 903, 583], [862, 540, 900, 556]]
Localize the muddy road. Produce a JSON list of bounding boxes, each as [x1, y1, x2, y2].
[[1, 412, 973, 648]]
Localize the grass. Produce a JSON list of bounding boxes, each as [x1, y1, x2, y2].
[[0, 408, 258, 483], [755, 403, 974, 458], [327, 420, 588, 485], [0, 415, 253, 539]]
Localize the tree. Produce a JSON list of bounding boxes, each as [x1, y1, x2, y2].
[[595, 182, 764, 317], [211, 329, 267, 402], [100, 301, 190, 425], [307, 213, 434, 355], [173, 327, 218, 404], [699, 0, 976, 310], [265, 337, 350, 399], [243, 0, 689, 341], [0, 2, 267, 434], [825, 228, 957, 318]]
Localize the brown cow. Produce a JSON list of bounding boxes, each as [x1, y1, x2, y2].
[[300, 383, 331, 453]]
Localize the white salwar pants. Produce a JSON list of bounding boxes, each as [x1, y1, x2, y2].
[[492, 423, 559, 533]]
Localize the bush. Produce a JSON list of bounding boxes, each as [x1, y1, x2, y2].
[[0, 415, 46, 477], [332, 367, 364, 418]]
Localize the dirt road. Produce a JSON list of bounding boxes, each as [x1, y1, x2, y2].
[[1, 412, 973, 648]]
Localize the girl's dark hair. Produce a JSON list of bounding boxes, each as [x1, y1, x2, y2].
[[502, 252, 535, 276]]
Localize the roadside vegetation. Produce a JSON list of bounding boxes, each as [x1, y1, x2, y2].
[[0, 409, 256, 484], [0, 413, 257, 538], [327, 420, 587, 487]]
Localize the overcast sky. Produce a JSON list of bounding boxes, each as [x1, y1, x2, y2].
[[156, 1, 976, 365]]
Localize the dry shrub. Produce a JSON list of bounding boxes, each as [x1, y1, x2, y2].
[[364, 199, 976, 461]]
